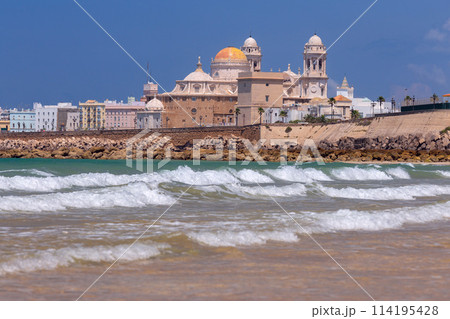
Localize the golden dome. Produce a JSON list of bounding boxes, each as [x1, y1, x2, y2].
[[214, 47, 247, 61]]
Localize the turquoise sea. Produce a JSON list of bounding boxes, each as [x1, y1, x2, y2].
[[0, 159, 449, 300]]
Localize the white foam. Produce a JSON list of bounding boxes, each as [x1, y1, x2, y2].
[[232, 169, 273, 183], [0, 169, 54, 177], [386, 167, 411, 179], [301, 201, 450, 233], [0, 172, 161, 193], [265, 166, 332, 183], [188, 230, 298, 247], [331, 167, 392, 180], [160, 166, 239, 185], [225, 183, 307, 198], [0, 183, 175, 212], [0, 241, 168, 276], [318, 184, 450, 200], [437, 170, 450, 178]]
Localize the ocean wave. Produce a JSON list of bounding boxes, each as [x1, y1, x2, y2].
[[225, 183, 307, 198], [0, 241, 168, 276], [385, 167, 411, 179], [232, 169, 273, 183], [437, 170, 450, 178], [264, 166, 332, 183], [188, 230, 298, 247], [317, 184, 450, 200], [0, 183, 175, 212], [301, 201, 450, 233], [331, 167, 393, 180], [0, 169, 54, 177]]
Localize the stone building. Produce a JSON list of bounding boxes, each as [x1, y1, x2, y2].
[[144, 33, 331, 127], [136, 97, 164, 129], [241, 36, 262, 72], [157, 49, 250, 128], [236, 72, 284, 125], [301, 34, 328, 99], [144, 37, 264, 128]]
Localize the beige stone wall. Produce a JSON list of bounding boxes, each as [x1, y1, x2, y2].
[[159, 95, 237, 128], [261, 110, 450, 147], [237, 72, 284, 108]]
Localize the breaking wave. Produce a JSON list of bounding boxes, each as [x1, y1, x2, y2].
[[331, 167, 393, 180], [265, 166, 332, 183], [318, 184, 450, 200], [301, 201, 450, 233], [437, 170, 450, 178], [188, 230, 299, 247], [0, 241, 168, 276], [0, 183, 175, 212]]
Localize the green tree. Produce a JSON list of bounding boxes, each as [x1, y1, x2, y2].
[[258, 107, 265, 125], [431, 93, 439, 109], [377, 96, 385, 114], [351, 109, 361, 119], [404, 96, 412, 106], [279, 110, 288, 123], [328, 97, 336, 119], [235, 107, 241, 126]]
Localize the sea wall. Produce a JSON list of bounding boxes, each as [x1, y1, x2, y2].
[[0, 111, 449, 162], [261, 110, 450, 151]]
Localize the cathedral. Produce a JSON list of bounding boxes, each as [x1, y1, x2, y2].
[[142, 34, 329, 128]]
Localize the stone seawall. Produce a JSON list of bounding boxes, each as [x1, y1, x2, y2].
[[0, 111, 449, 162], [262, 110, 450, 151]]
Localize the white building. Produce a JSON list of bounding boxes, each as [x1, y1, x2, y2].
[[336, 77, 393, 118], [35, 102, 78, 131], [136, 97, 163, 129], [66, 111, 80, 131]]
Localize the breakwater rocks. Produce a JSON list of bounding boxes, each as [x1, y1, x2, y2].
[[0, 131, 449, 163], [318, 132, 450, 151]]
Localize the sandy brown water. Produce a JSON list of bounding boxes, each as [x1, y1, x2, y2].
[[1, 222, 448, 301], [0, 159, 449, 300]]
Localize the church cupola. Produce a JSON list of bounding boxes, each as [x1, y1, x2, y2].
[[241, 35, 262, 72]]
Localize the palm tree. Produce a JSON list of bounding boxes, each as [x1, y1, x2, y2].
[[377, 96, 385, 114], [257, 107, 265, 125], [279, 110, 288, 123], [431, 93, 438, 109], [404, 95, 411, 106], [328, 97, 336, 119], [235, 108, 241, 126]]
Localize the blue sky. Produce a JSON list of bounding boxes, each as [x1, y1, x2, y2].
[[0, 0, 449, 108]]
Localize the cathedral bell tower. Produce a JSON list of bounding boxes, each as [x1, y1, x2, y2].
[[302, 33, 328, 98], [241, 36, 262, 72]]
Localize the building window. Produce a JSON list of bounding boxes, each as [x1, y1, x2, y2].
[[265, 95, 269, 102], [266, 83, 269, 87], [192, 97, 197, 101]]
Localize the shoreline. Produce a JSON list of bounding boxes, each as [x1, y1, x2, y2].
[[1, 148, 449, 164]]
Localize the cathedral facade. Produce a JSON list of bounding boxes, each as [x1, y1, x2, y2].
[[142, 34, 329, 128]]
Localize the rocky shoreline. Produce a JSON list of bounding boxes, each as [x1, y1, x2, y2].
[[0, 130, 449, 163]]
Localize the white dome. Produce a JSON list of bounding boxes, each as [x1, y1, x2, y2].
[[184, 56, 213, 81], [243, 36, 257, 47], [308, 34, 323, 45], [146, 97, 164, 110], [184, 70, 213, 81]]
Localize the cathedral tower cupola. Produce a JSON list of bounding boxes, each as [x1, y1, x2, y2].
[[241, 35, 262, 72]]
